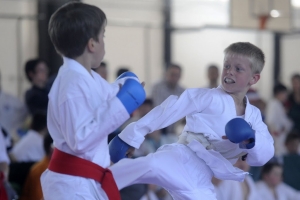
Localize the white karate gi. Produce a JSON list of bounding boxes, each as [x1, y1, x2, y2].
[[41, 57, 129, 200], [11, 130, 44, 162], [214, 175, 259, 200], [110, 86, 274, 200], [256, 181, 300, 200]]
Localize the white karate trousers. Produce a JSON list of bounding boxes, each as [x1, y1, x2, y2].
[[110, 143, 217, 200]]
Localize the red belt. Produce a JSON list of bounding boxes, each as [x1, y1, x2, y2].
[[48, 148, 120, 200], [0, 172, 8, 200]]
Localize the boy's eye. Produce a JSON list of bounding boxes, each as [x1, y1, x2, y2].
[[224, 65, 230, 69], [236, 67, 243, 72]]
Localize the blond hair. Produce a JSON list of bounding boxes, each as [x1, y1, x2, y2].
[[224, 42, 265, 74]]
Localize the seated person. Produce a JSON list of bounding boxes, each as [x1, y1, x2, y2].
[[282, 131, 300, 190], [256, 162, 300, 200], [10, 112, 47, 162], [213, 158, 260, 200]]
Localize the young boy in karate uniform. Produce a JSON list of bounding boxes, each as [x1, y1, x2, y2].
[[109, 42, 274, 200], [40, 2, 145, 200]]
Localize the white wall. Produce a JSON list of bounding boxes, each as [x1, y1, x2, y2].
[[172, 0, 229, 27], [0, 0, 38, 98]]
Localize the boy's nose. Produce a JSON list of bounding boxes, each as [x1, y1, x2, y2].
[[226, 67, 233, 75]]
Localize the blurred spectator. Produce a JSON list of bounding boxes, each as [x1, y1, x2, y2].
[[24, 59, 49, 115], [282, 131, 300, 190], [10, 112, 47, 162], [213, 158, 260, 200], [151, 64, 185, 134], [20, 133, 53, 200], [286, 74, 300, 132], [0, 71, 28, 141], [119, 184, 147, 200], [256, 162, 300, 199], [120, 98, 154, 131], [0, 127, 9, 180], [0, 127, 10, 200], [134, 129, 177, 157], [116, 67, 129, 78], [247, 88, 267, 121], [0, 127, 18, 200], [93, 61, 108, 80], [207, 64, 219, 88], [266, 83, 293, 157]]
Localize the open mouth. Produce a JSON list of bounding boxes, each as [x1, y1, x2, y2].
[[224, 77, 235, 84]]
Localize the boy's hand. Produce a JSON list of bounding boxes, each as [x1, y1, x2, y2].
[[109, 135, 132, 163], [224, 118, 255, 149], [125, 147, 135, 158], [222, 136, 250, 144]]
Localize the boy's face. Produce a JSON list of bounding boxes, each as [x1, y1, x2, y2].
[[92, 24, 106, 68], [221, 55, 259, 95]]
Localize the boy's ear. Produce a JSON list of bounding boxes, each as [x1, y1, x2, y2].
[[250, 74, 260, 85], [87, 38, 96, 53]]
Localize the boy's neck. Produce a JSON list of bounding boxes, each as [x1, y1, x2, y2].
[[230, 93, 247, 116], [74, 55, 93, 75], [230, 93, 246, 107]]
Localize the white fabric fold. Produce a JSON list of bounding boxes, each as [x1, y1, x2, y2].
[[187, 139, 248, 182]]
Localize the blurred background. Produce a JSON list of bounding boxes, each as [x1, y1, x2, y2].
[[0, 0, 299, 100]]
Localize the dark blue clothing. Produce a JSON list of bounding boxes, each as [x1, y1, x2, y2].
[[25, 85, 49, 115]]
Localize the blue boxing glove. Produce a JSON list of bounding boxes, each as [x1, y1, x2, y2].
[[225, 118, 255, 149], [109, 135, 131, 163], [117, 78, 146, 115]]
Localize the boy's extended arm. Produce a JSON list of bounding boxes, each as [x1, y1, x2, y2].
[[118, 89, 209, 148], [245, 113, 274, 166]]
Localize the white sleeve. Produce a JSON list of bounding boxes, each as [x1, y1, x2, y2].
[[58, 96, 129, 154], [119, 89, 209, 148], [245, 110, 274, 166], [0, 129, 9, 164]]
